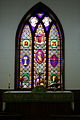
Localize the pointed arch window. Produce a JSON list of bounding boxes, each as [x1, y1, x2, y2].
[[15, 2, 64, 90]]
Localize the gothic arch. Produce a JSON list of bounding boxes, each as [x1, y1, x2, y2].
[[15, 2, 65, 90]]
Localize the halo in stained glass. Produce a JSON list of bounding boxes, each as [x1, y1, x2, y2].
[[50, 55, 58, 67], [51, 74, 58, 82], [49, 74, 60, 89], [22, 55, 30, 67]]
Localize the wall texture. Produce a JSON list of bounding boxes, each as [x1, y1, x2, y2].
[[0, 0, 80, 89]]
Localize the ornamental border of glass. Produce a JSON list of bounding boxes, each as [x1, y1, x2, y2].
[[15, 2, 65, 90]]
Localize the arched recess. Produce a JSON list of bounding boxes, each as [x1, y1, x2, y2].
[[15, 2, 65, 90]]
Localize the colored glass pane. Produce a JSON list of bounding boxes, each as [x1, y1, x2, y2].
[[51, 39, 58, 48], [20, 25, 32, 89], [42, 16, 52, 27], [48, 24, 61, 88], [23, 40, 30, 48], [21, 25, 31, 39], [50, 55, 58, 67], [37, 12, 44, 18], [29, 17, 38, 30], [34, 24, 46, 87], [42, 16, 52, 31]]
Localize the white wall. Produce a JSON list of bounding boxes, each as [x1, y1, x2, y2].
[[0, 0, 80, 90]]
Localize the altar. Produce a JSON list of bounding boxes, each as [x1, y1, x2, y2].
[[2, 90, 74, 115], [3, 91, 73, 102]]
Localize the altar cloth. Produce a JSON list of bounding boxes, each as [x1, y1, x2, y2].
[[2, 91, 74, 103]]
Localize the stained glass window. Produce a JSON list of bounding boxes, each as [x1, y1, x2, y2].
[[15, 2, 64, 90], [34, 24, 46, 87]]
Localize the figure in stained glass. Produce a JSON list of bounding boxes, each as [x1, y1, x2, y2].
[[35, 50, 44, 64], [36, 32, 44, 43], [35, 24, 45, 44]]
